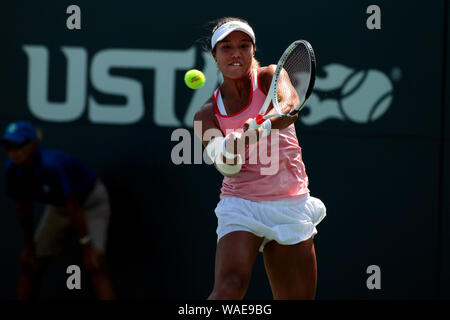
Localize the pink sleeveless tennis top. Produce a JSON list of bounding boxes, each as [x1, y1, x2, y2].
[[213, 68, 309, 201]]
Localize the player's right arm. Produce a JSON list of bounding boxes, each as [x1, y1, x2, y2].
[[258, 65, 299, 129], [193, 98, 242, 177], [193, 97, 220, 149]]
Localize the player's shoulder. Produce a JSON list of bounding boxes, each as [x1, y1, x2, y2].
[[258, 65, 276, 93], [194, 96, 215, 122], [193, 95, 222, 138], [258, 65, 276, 79], [259, 64, 277, 72]]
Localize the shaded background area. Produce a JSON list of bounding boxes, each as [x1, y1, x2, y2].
[[0, 0, 448, 299]]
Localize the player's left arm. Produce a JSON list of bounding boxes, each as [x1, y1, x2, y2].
[[258, 65, 299, 130]]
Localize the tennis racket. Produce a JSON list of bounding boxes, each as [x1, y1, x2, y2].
[[249, 40, 316, 129]]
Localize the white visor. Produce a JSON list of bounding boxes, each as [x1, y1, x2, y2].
[[211, 21, 256, 49]]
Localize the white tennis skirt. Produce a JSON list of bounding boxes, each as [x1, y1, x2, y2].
[[214, 193, 326, 252]]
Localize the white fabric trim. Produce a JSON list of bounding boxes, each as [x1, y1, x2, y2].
[[205, 136, 225, 162], [215, 69, 258, 117], [215, 194, 326, 252], [206, 136, 242, 176], [217, 91, 227, 116], [253, 69, 258, 91], [215, 156, 243, 176]]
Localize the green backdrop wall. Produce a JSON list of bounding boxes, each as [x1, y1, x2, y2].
[[0, 0, 448, 299]]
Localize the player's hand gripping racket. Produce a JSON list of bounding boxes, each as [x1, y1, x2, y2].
[[249, 40, 316, 129]]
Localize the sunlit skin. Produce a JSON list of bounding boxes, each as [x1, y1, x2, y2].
[[212, 31, 254, 80], [208, 31, 298, 166], [211, 31, 255, 116]]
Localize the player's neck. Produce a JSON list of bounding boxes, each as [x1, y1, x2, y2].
[[221, 74, 251, 100]]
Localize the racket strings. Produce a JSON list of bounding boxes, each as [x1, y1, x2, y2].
[[276, 44, 312, 115]]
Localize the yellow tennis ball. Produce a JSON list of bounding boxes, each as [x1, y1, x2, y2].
[[184, 69, 205, 89]]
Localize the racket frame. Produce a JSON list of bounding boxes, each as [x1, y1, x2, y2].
[[252, 40, 316, 127]]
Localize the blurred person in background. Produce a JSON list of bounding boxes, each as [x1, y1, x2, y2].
[[1, 120, 116, 300]]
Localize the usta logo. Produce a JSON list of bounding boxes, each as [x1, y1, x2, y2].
[[23, 45, 395, 127]]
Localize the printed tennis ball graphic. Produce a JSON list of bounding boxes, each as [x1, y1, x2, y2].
[[184, 69, 205, 90], [339, 69, 393, 123], [300, 64, 395, 125]]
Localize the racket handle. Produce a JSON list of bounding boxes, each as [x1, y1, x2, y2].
[[249, 118, 260, 130], [255, 114, 265, 124], [249, 115, 265, 130]]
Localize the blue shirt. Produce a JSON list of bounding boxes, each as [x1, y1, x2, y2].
[[5, 148, 98, 207]]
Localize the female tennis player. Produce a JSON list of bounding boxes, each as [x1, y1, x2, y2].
[[194, 17, 326, 300]]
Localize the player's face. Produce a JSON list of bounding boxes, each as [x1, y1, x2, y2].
[[213, 31, 254, 80], [6, 141, 36, 165]]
